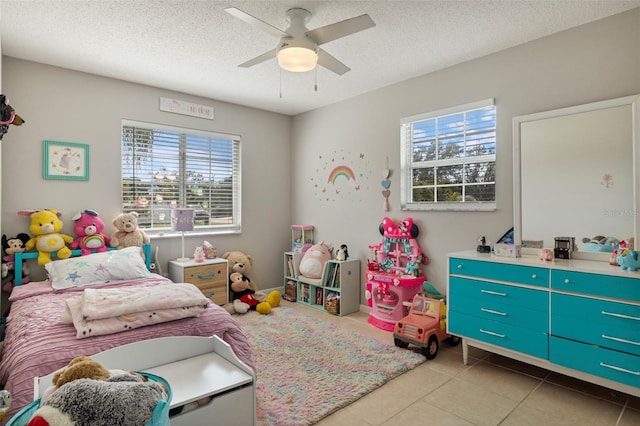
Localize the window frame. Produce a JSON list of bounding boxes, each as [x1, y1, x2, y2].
[[120, 119, 242, 237], [400, 98, 497, 211]]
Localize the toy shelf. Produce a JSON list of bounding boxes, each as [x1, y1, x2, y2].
[[282, 252, 360, 316]]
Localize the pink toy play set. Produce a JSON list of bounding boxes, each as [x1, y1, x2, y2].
[[366, 217, 428, 331]]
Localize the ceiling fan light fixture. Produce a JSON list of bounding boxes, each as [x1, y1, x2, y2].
[[277, 46, 317, 72]]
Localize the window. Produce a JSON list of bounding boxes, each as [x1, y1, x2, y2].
[[400, 99, 496, 211], [121, 120, 241, 234]]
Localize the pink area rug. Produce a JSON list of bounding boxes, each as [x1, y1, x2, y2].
[[236, 306, 425, 425]]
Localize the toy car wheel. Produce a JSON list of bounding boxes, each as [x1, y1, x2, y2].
[[394, 338, 409, 349], [447, 335, 461, 346], [422, 335, 439, 360]]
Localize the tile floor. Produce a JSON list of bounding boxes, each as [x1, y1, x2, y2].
[[281, 301, 640, 426]]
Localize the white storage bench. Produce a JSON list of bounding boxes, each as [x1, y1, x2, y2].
[[33, 335, 256, 425]]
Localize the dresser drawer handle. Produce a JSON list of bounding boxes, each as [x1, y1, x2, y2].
[[531, 274, 537, 279], [481, 308, 507, 316], [196, 272, 216, 280], [602, 335, 640, 346], [599, 362, 640, 376], [457, 264, 463, 269], [480, 289, 507, 297], [564, 278, 570, 284], [601, 311, 640, 321], [479, 329, 506, 338]]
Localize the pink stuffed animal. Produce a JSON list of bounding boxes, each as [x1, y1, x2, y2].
[[70, 209, 111, 255], [299, 241, 333, 279], [538, 248, 553, 261]]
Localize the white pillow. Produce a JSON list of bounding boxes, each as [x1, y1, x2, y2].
[[46, 247, 152, 290]]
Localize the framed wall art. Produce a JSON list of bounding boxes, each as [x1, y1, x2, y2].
[[43, 140, 89, 180]]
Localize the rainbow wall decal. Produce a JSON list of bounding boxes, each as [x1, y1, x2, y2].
[[327, 165, 356, 184]]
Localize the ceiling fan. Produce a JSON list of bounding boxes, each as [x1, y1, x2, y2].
[[224, 7, 375, 75]]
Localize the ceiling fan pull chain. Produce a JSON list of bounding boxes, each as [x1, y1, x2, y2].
[[279, 66, 283, 98], [315, 66, 318, 92]]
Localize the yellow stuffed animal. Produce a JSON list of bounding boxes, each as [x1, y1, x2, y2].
[[21, 209, 73, 265]]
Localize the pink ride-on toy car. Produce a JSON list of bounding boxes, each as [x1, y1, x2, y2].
[[393, 293, 460, 359]]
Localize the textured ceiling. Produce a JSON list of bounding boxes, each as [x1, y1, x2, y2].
[[1, 1, 639, 116]]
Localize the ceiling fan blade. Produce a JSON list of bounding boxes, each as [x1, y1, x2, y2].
[[306, 14, 375, 45], [224, 7, 289, 38], [317, 48, 350, 75], [238, 48, 277, 68]]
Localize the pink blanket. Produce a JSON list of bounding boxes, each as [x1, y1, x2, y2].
[[63, 283, 211, 338], [0, 276, 253, 424]]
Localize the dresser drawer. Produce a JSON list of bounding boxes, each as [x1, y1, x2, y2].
[[550, 337, 640, 389], [551, 294, 640, 356], [449, 311, 548, 359], [449, 258, 548, 288], [550, 270, 640, 301], [450, 277, 548, 312], [450, 294, 547, 333]]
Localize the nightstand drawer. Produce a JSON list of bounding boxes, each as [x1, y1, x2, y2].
[[449, 258, 548, 288], [449, 311, 548, 359], [550, 270, 640, 301], [169, 259, 229, 305], [550, 337, 640, 389], [184, 264, 227, 286]]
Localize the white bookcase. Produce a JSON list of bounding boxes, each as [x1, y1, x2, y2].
[[283, 252, 360, 316]]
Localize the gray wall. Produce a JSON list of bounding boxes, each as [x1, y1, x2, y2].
[[291, 9, 640, 299], [2, 8, 639, 307], [1, 59, 292, 286]]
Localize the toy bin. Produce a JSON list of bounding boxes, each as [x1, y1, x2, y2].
[[367, 272, 425, 331], [291, 225, 314, 253]]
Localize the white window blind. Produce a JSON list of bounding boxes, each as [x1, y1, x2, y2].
[[400, 99, 496, 211], [121, 120, 241, 234]]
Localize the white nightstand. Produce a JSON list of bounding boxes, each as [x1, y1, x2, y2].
[[168, 258, 229, 305]]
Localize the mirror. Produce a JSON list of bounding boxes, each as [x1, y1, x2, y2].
[[513, 94, 640, 259]]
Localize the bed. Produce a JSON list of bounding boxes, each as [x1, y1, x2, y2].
[[0, 246, 254, 424]]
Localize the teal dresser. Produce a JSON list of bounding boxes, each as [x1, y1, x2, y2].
[[447, 251, 639, 397]]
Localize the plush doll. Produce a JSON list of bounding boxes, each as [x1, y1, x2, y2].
[[335, 244, 349, 261], [70, 209, 111, 256], [33, 357, 166, 426], [20, 209, 73, 266], [220, 251, 282, 314], [228, 271, 280, 315], [110, 212, 150, 259], [2, 233, 31, 292], [228, 271, 260, 314], [299, 241, 333, 279]]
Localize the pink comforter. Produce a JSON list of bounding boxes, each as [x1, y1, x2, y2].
[[0, 275, 254, 423]]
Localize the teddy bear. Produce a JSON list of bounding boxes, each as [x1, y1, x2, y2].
[[35, 356, 166, 426], [110, 212, 150, 259], [1, 233, 31, 292], [70, 209, 111, 256], [20, 209, 73, 265], [221, 251, 281, 314], [40, 355, 112, 401]]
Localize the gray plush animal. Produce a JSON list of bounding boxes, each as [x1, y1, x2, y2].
[[31, 374, 167, 426]]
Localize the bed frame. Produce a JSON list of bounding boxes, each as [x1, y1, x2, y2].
[[32, 335, 255, 425], [12, 244, 153, 283]]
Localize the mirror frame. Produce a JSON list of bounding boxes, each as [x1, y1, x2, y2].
[[513, 94, 640, 260]]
